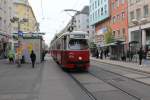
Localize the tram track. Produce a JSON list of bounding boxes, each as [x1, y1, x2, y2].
[[69, 73, 98, 100], [68, 71, 141, 100], [89, 72, 142, 100]]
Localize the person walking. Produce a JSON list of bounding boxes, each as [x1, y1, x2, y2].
[[138, 47, 143, 65], [95, 49, 99, 58], [100, 50, 103, 59], [30, 50, 36, 68], [8, 49, 15, 63]]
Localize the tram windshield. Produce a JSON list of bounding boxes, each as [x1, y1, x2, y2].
[[69, 39, 88, 50]]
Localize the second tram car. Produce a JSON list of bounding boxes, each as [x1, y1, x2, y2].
[[50, 31, 90, 71]]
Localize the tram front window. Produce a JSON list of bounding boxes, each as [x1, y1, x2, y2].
[[69, 39, 88, 50]]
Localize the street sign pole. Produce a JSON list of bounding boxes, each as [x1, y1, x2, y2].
[[17, 21, 21, 67]]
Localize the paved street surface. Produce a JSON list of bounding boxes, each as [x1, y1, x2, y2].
[[0, 59, 43, 100], [0, 56, 91, 100], [90, 58, 150, 100], [1, 55, 150, 100]]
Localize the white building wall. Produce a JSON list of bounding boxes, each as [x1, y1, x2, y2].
[[0, 0, 13, 35], [74, 14, 95, 42], [75, 14, 89, 32]]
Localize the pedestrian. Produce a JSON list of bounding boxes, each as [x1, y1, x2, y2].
[[100, 50, 103, 59], [104, 50, 107, 58], [95, 49, 99, 58], [138, 47, 143, 65], [41, 50, 46, 62], [30, 50, 36, 68], [8, 49, 15, 63]]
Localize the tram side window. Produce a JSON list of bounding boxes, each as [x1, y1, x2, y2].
[[57, 40, 61, 50], [63, 36, 67, 50]]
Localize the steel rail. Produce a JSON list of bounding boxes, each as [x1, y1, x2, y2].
[[68, 73, 98, 100], [89, 68, 142, 100]]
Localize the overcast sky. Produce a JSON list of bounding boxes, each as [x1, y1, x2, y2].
[[28, 0, 89, 45]]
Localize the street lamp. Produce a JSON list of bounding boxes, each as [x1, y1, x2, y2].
[[132, 18, 147, 48], [10, 17, 28, 67]]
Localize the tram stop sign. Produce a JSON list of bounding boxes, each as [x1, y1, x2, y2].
[[18, 31, 23, 37]]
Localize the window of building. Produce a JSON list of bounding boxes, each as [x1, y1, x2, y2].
[[129, 0, 134, 5], [112, 16, 116, 23], [113, 31, 116, 37], [78, 20, 80, 23], [117, 30, 120, 37], [95, 11, 97, 19], [101, 7, 103, 15], [86, 19, 89, 23], [122, 12, 125, 20], [130, 11, 134, 20], [98, 0, 100, 6], [104, 4, 107, 14], [4, 0, 6, 4], [4, 20, 6, 24], [117, 14, 120, 21], [98, 9, 100, 17], [93, 13, 94, 20], [121, 0, 125, 4], [122, 28, 126, 37], [116, 0, 119, 8], [92, 3, 94, 10], [136, 0, 140, 3], [95, 1, 97, 9], [112, 2, 115, 10], [143, 5, 149, 17], [90, 15, 92, 22], [0, 18, 2, 29], [136, 8, 141, 20]]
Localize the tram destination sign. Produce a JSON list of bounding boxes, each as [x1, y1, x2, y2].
[[70, 34, 86, 39]]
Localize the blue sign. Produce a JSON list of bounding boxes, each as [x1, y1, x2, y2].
[[18, 31, 23, 37]]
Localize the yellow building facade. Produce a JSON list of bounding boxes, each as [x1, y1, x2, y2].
[[13, 0, 39, 33]]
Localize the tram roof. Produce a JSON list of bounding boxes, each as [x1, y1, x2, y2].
[[50, 31, 88, 45]]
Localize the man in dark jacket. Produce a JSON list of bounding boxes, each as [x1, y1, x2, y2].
[[30, 50, 36, 68], [138, 47, 143, 65]]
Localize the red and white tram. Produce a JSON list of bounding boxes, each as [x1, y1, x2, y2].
[[50, 31, 90, 71]]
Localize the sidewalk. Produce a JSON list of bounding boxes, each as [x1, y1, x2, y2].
[[38, 57, 91, 100], [91, 57, 150, 74]]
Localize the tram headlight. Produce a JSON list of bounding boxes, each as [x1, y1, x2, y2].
[[78, 56, 82, 60]]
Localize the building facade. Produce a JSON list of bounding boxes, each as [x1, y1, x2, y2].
[[59, 6, 95, 42], [111, 0, 128, 43], [89, 0, 110, 46], [13, 0, 38, 33], [128, 0, 150, 49], [0, 0, 14, 58], [74, 6, 95, 42]]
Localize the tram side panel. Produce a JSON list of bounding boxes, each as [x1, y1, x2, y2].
[[61, 50, 90, 70]]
